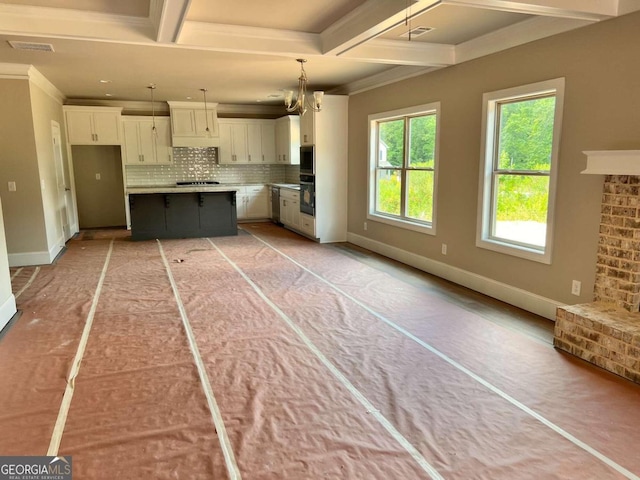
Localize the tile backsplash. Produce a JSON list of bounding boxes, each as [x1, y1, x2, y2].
[[125, 147, 300, 186]]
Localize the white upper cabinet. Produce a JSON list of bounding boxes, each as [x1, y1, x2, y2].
[[168, 101, 219, 147], [64, 106, 122, 145], [247, 122, 262, 163], [275, 115, 300, 165], [219, 119, 276, 164], [260, 121, 276, 163], [218, 121, 249, 164], [121, 117, 172, 165], [154, 118, 173, 165], [300, 110, 315, 146]]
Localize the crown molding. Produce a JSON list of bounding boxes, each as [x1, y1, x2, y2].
[[334, 65, 441, 96], [64, 98, 286, 117], [27, 66, 65, 104], [0, 62, 31, 78], [0, 63, 65, 103]]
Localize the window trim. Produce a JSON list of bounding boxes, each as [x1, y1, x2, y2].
[[368, 102, 440, 236], [476, 78, 565, 264]]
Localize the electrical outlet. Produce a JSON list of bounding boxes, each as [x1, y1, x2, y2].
[[571, 280, 581, 296], [364, 222, 367, 231], [7, 181, 16, 192], [441, 243, 447, 255], [95, 173, 101, 180]]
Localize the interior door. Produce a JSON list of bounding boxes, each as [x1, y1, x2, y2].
[[51, 122, 72, 241]]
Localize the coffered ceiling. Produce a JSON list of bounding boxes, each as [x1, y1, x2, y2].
[[0, 0, 637, 109]]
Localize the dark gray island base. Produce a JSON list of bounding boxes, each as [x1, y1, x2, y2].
[[129, 191, 238, 241]]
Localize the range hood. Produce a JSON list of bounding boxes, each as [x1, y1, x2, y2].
[[581, 150, 640, 175], [168, 101, 220, 148]]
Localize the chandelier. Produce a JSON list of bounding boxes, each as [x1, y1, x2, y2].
[[284, 59, 324, 116]]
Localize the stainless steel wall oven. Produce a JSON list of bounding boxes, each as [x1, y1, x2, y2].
[[299, 174, 315, 216]]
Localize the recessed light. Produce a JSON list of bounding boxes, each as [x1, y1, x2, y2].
[[186, 96, 192, 100], [99, 79, 112, 84], [105, 93, 113, 97], [268, 93, 281, 98]]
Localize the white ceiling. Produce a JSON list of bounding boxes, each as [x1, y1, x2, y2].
[[0, 0, 637, 110]]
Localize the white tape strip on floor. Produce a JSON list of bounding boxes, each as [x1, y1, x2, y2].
[[248, 232, 640, 480], [47, 240, 114, 456], [10, 267, 23, 281], [15, 267, 40, 300], [207, 238, 444, 480], [157, 240, 242, 480]]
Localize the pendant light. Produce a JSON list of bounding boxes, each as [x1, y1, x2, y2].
[[147, 84, 157, 136], [201, 88, 210, 132]]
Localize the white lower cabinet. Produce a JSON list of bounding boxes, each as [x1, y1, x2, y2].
[[300, 213, 316, 237], [280, 188, 300, 229], [237, 185, 269, 220]]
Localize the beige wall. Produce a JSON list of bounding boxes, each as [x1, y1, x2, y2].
[[72, 146, 126, 228], [348, 12, 640, 307], [29, 82, 68, 256], [0, 79, 49, 256]]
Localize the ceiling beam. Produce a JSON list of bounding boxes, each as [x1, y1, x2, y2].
[[441, 0, 618, 21], [339, 39, 454, 66], [151, 0, 192, 43], [178, 22, 322, 57], [320, 0, 442, 56], [0, 3, 155, 44]]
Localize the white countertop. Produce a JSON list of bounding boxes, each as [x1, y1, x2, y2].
[[127, 183, 300, 194], [127, 185, 242, 194], [272, 183, 300, 190]]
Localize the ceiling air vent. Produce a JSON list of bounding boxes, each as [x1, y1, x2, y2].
[[400, 26, 434, 39], [8, 41, 55, 52]]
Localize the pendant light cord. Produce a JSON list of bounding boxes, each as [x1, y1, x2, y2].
[[201, 88, 210, 132]]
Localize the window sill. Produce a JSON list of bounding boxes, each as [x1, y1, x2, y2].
[[367, 213, 436, 236], [476, 237, 551, 264]]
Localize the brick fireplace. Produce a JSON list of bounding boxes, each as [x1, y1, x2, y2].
[[554, 171, 640, 384]]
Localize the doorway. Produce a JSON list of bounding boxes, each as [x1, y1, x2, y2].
[[72, 146, 126, 228]]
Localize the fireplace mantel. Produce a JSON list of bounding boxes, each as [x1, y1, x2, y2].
[[582, 150, 640, 175]]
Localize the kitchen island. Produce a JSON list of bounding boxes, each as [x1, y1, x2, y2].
[[127, 186, 239, 241]]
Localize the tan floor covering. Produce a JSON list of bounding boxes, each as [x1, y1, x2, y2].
[[0, 224, 639, 479]]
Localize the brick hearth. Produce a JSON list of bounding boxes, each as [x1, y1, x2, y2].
[[554, 175, 640, 384]]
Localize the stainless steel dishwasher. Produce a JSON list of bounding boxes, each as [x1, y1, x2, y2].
[[271, 186, 281, 225]]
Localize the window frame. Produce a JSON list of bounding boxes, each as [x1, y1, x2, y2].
[[476, 78, 565, 264], [368, 102, 440, 235]]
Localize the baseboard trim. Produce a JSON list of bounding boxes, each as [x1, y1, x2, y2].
[[9, 250, 51, 267], [347, 232, 561, 320], [8, 239, 64, 267], [0, 293, 17, 332]]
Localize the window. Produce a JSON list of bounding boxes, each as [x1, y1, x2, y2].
[[368, 103, 439, 234], [477, 78, 565, 264]]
